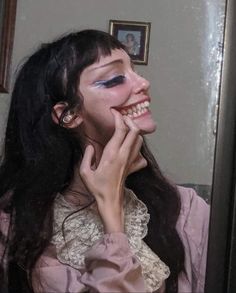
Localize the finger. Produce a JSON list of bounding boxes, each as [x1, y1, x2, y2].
[[128, 153, 148, 174], [123, 135, 143, 168], [107, 109, 129, 149], [79, 145, 95, 180], [120, 115, 141, 151], [131, 135, 143, 158], [122, 114, 140, 129]]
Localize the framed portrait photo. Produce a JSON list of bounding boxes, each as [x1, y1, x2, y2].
[[0, 0, 17, 93], [109, 20, 151, 65]]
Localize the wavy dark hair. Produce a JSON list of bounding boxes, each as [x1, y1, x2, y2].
[[0, 29, 185, 293]]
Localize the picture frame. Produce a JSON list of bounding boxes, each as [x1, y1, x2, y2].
[[109, 20, 151, 65], [0, 0, 17, 93]]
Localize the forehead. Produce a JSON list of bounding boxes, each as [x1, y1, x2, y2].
[[84, 49, 131, 72]]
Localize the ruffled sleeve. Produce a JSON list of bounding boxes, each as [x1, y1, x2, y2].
[[32, 232, 146, 293]]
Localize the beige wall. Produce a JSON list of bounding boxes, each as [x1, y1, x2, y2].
[[0, 0, 224, 185]]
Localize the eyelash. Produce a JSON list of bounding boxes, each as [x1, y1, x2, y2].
[[94, 75, 126, 88]]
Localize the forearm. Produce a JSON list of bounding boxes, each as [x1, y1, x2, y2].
[[96, 190, 125, 233]]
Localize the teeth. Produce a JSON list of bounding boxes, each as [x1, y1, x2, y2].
[[120, 101, 150, 118], [132, 106, 137, 112]]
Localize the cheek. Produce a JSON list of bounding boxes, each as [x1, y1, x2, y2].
[[98, 87, 131, 108], [80, 82, 131, 108], [80, 86, 131, 125]]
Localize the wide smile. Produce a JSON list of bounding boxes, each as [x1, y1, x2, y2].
[[115, 99, 151, 119]]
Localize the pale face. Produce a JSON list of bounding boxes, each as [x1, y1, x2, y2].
[[78, 49, 156, 144]]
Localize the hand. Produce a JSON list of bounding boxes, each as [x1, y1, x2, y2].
[[79, 109, 147, 233]]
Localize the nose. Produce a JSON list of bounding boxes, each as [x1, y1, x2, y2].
[[131, 71, 150, 94]]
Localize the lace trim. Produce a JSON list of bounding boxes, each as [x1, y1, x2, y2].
[[51, 188, 170, 292]]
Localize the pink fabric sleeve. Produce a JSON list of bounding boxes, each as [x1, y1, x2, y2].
[[177, 186, 210, 293], [32, 232, 146, 293]]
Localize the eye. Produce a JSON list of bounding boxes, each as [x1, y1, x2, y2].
[[94, 75, 126, 88]]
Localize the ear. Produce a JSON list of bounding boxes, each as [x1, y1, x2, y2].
[[52, 102, 83, 129]]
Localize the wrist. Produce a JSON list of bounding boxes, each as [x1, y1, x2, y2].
[[97, 204, 125, 233]]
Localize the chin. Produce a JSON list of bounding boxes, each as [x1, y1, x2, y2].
[[140, 124, 157, 135], [135, 118, 157, 135], [131, 110, 156, 134]]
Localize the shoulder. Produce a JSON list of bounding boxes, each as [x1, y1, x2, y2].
[[176, 185, 210, 248], [177, 185, 209, 215], [176, 186, 210, 292]]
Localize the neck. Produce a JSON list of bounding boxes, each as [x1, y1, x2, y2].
[[63, 134, 105, 206], [63, 175, 92, 206]]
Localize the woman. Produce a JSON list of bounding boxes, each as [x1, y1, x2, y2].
[[0, 29, 209, 293]]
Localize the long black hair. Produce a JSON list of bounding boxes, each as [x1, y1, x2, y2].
[[0, 29, 185, 293]]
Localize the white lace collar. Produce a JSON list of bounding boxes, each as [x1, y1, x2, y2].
[[51, 188, 170, 292]]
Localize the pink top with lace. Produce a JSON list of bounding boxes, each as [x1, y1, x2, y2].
[[0, 186, 209, 293]]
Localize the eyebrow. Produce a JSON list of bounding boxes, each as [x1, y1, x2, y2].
[[89, 59, 124, 71]]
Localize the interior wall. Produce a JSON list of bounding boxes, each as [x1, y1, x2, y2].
[[0, 0, 222, 185]]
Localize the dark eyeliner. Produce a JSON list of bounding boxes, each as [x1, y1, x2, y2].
[[94, 75, 126, 88]]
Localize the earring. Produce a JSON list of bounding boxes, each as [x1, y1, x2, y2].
[[62, 114, 73, 124]]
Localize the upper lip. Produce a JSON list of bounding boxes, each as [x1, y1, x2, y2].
[[114, 97, 150, 111]]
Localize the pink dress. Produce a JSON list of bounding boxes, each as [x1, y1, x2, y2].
[[0, 186, 209, 293]]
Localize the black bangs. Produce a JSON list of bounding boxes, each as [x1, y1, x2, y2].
[[72, 29, 126, 71]]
